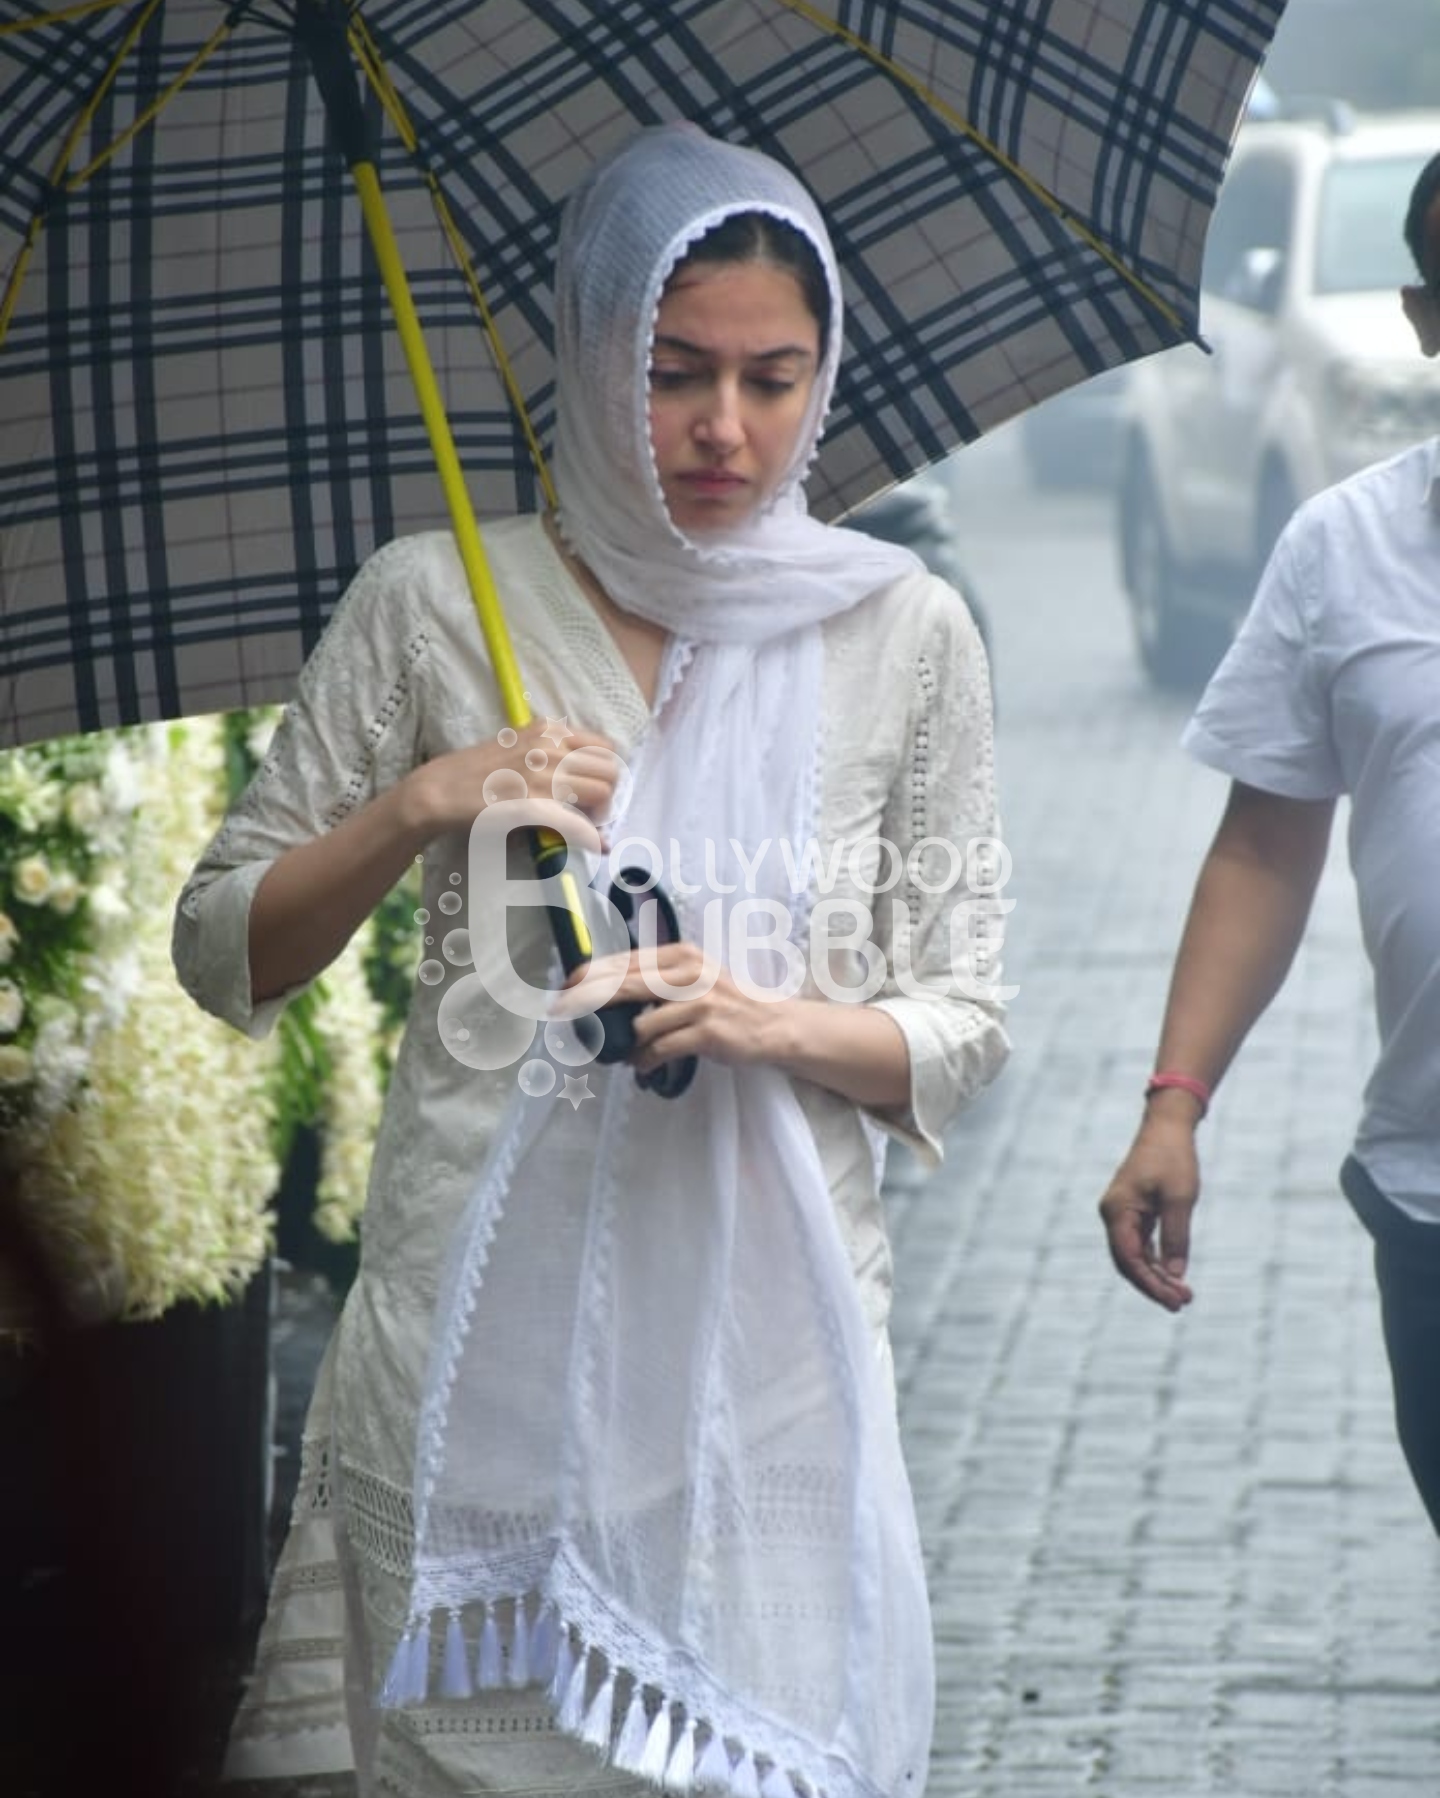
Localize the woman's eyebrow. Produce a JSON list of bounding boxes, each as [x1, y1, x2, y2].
[[651, 334, 815, 363]]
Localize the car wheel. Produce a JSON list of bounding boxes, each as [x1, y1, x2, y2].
[[1121, 451, 1215, 690]]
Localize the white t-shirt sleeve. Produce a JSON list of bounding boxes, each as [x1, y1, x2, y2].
[[1181, 518, 1345, 801]]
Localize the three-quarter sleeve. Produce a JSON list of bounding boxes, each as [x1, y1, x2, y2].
[[171, 538, 431, 1039], [866, 583, 1011, 1164]]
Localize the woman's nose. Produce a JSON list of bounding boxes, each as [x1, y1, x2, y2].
[[694, 382, 745, 450]]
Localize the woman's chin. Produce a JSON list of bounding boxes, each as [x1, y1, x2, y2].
[[665, 495, 758, 538]]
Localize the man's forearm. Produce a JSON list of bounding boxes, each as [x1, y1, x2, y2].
[[1151, 781, 1337, 1102]]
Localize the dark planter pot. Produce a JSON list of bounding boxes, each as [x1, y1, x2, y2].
[[0, 1213, 274, 1796]]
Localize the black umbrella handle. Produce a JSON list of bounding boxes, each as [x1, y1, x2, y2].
[[547, 864, 697, 1101]]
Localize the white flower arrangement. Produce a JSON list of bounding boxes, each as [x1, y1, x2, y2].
[[1, 707, 400, 1326], [2, 719, 282, 1321], [0, 732, 133, 1138]]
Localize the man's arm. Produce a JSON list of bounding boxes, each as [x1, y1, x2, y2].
[[1099, 780, 1337, 1309]]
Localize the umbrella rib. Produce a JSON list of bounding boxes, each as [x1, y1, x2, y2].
[[0, 0, 166, 351], [776, 0, 1189, 342], [64, 4, 241, 192], [0, 0, 135, 37], [345, 10, 557, 510]]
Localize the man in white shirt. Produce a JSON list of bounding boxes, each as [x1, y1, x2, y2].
[[1098, 151, 1440, 1533]]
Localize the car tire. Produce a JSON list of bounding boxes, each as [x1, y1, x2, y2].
[[1121, 450, 1217, 690]]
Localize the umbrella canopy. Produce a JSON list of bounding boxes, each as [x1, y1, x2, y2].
[[0, 0, 1286, 745]]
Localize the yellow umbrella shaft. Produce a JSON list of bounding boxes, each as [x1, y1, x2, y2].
[[349, 159, 592, 963], [350, 160, 525, 723]]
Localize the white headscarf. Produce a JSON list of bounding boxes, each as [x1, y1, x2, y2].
[[388, 126, 934, 1798], [551, 121, 919, 641]]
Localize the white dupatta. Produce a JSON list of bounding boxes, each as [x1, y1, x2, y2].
[[384, 126, 934, 1798]]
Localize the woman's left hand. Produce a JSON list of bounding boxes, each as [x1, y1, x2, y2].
[[554, 943, 912, 1110], [557, 943, 783, 1075]]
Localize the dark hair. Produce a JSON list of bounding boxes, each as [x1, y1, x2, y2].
[[1404, 152, 1440, 285], [675, 211, 832, 359]]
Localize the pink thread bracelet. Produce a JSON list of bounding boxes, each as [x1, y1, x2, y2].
[[1144, 1071, 1212, 1117]]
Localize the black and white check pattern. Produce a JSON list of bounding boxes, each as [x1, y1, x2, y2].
[[0, 0, 1284, 743]]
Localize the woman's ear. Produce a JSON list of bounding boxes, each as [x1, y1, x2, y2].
[[1401, 283, 1440, 358]]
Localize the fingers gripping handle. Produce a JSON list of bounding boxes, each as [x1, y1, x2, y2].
[[547, 860, 697, 1101]]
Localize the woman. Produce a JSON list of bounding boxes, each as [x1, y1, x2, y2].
[[175, 124, 1008, 1798]]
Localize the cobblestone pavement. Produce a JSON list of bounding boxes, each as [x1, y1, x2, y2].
[[884, 433, 1440, 1798], [220, 441, 1439, 1798]]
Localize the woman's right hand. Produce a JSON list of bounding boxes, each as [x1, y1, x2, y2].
[[405, 720, 623, 849]]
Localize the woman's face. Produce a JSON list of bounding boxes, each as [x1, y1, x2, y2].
[[648, 259, 822, 535]]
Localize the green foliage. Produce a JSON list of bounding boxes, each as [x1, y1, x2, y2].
[[268, 979, 335, 1168]]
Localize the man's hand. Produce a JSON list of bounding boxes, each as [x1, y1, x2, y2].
[[1098, 1102, 1201, 1312]]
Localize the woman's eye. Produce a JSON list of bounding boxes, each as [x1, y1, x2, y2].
[[749, 378, 797, 396], [650, 368, 695, 390]]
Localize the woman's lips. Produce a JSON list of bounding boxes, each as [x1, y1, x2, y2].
[[679, 469, 748, 495]]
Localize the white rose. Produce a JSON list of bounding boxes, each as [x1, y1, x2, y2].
[[0, 979, 23, 1035], [11, 855, 52, 905], [0, 1043, 32, 1085], [81, 950, 142, 1029], [64, 782, 105, 831], [31, 780, 65, 828], [0, 912, 17, 966], [102, 744, 142, 814], [86, 883, 130, 926], [30, 1014, 89, 1122], [47, 871, 83, 916]]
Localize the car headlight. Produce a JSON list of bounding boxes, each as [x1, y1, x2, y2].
[[1324, 360, 1440, 446]]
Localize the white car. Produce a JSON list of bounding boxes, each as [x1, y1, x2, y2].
[[1117, 109, 1440, 684]]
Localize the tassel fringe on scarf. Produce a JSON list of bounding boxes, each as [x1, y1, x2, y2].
[[381, 1597, 830, 1798]]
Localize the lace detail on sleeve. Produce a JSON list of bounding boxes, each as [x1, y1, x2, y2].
[[171, 538, 432, 1037], [868, 582, 1011, 1163], [909, 658, 934, 852]]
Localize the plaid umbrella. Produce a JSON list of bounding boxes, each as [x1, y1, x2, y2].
[[0, 0, 1286, 746]]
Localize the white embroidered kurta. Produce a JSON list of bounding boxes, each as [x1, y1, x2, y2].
[[173, 518, 1008, 1796]]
